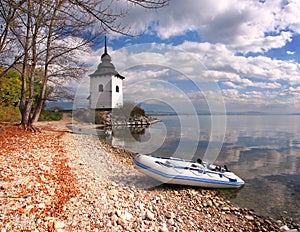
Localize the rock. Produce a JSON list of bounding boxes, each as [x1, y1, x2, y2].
[[165, 211, 175, 219], [146, 210, 155, 221], [116, 210, 122, 217], [54, 220, 65, 229], [190, 189, 197, 195], [245, 215, 254, 221], [117, 217, 126, 227], [176, 216, 183, 223], [167, 218, 175, 226], [280, 225, 290, 231], [207, 200, 213, 207], [110, 189, 119, 196], [217, 200, 224, 205], [122, 212, 133, 221], [37, 203, 46, 209], [231, 207, 239, 211], [111, 214, 118, 222], [159, 223, 168, 232], [214, 201, 220, 207], [222, 206, 231, 211], [255, 221, 261, 227]]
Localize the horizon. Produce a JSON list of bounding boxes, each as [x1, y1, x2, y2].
[[46, 101, 300, 115]]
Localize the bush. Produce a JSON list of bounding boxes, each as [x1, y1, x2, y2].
[[0, 105, 21, 122], [113, 102, 146, 118], [39, 110, 63, 121], [131, 105, 145, 117]]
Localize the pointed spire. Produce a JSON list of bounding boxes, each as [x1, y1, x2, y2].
[[104, 36, 107, 55], [101, 35, 111, 61]]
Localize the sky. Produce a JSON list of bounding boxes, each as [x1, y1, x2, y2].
[[74, 0, 300, 114]]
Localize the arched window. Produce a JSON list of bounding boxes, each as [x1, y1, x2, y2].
[[116, 85, 119, 92], [99, 84, 103, 92]]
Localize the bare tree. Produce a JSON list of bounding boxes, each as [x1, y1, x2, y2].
[[0, 0, 168, 130]]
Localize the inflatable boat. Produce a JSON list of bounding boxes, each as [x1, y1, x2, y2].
[[134, 154, 245, 189]]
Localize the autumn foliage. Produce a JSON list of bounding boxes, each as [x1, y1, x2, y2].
[[0, 124, 78, 230]]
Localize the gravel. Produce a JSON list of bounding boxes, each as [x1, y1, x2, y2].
[[0, 118, 299, 231]]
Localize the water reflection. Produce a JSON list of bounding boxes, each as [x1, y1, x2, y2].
[[104, 115, 300, 223], [105, 126, 147, 148]]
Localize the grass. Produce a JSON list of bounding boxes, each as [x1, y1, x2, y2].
[[0, 106, 63, 122], [38, 110, 63, 121]]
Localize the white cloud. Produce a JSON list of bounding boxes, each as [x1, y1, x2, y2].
[[280, 0, 300, 33], [287, 50, 295, 55], [223, 82, 241, 89], [116, 0, 300, 53]]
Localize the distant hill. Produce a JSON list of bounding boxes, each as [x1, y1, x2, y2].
[[45, 101, 300, 115], [45, 101, 74, 111], [226, 111, 268, 115]]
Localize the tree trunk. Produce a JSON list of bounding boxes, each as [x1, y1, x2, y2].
[[26, 3, 42, 127], [31, 2, 58, 124], [19, 0, 31, 129]]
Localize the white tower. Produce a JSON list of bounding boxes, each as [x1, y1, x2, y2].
[[89, 37, 125, 110]]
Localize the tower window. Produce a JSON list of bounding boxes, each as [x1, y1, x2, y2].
[[116, 85, 119, 92], [99, 84, 103, 92]]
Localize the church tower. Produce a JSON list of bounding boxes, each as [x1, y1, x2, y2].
[[89, 37, 125, 110]]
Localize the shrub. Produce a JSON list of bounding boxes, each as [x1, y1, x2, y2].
[[0, 105, 21, 122], [39, 110, 63, 121]]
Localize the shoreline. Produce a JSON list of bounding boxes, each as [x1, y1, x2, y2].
[[0, 118, 298, 231]]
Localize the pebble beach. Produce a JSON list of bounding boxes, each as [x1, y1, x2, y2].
[[0, 116, 298, 231]]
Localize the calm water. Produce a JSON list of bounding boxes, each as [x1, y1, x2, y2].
[[107, 115, 300, 222]]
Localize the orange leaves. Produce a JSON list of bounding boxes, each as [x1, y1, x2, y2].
[[0, 124, 79, 230]]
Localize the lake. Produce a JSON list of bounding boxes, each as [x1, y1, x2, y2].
[[106, 115, 300, 223]]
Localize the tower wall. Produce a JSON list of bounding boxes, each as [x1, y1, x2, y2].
[[112, 76, 123, 109], [90, 75, 112, 109]]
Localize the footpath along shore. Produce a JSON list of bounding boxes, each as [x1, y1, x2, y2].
[[0, 116, 298, 231]]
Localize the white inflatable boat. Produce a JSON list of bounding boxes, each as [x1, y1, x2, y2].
[[134, 154, 245, 189]]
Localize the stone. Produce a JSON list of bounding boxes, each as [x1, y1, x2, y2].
[[165, 211, 175, 219], [116, 210, 122, 217], [190, 189, 198, 195], [146, 210, 155, 221], [279, 225, 290, 231], [245, 215, 254, 221], [54, 220, 65, 229], [167, 218, 175, 225], [222, 206, 231, 211], [123, 212, 133, 221], [214, 201, 220, 207], [207, 200, 213, 207], [117, 217, 126, 227], [176, 217, 183, 223], [110, 189, 119, 196], [37, 203, 46, 209], [111, 214, 118, 222], [159, 223, 168, 232]]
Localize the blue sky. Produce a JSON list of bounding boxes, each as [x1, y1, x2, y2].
[[76, 0, 300, 114]]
